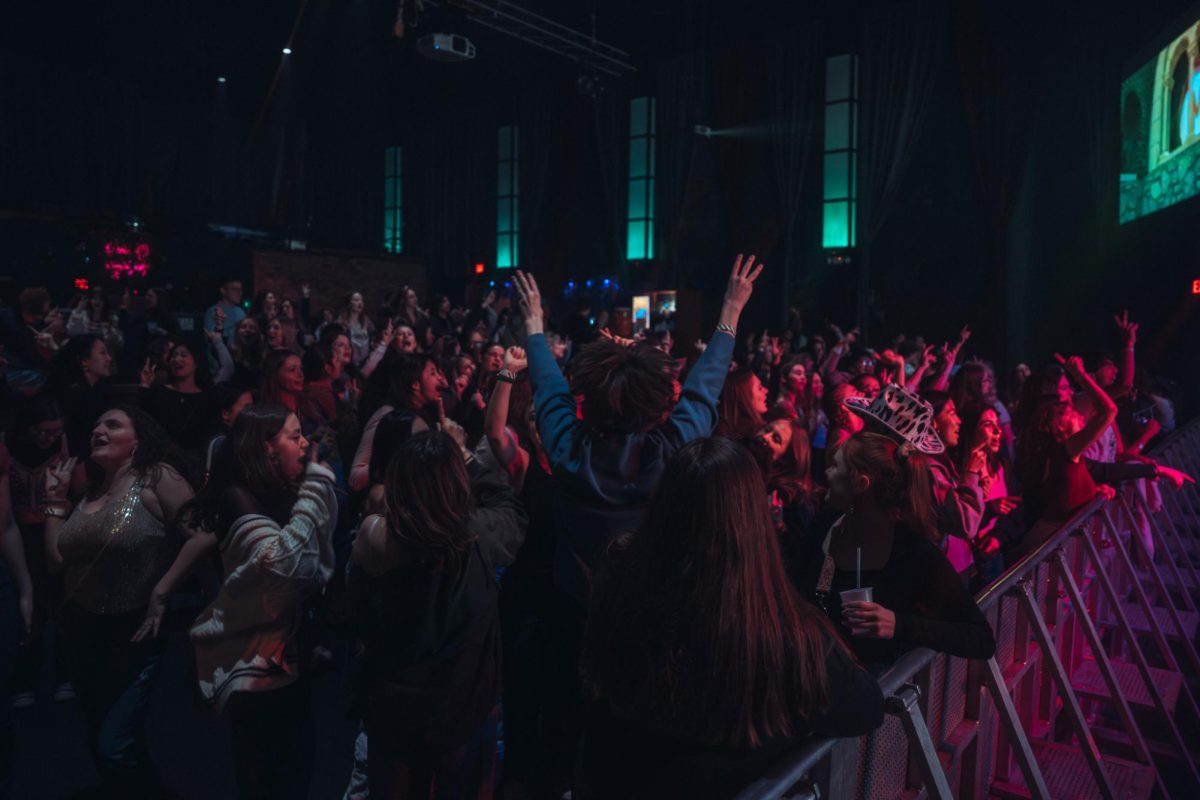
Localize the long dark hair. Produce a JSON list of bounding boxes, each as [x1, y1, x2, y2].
[[181, 404, 296, 534], [581, 436, 840, 748], [716, 368, 765, 440], [85, 405, 200, 496], [381, 431, 475, 574], [168, 336, 213, 389], [48, 334, 104, 390], [957, 403, 1007, 476], [839, 432, 939, 543], [259, 349, 299, 405], [760, 417, 814, 504]]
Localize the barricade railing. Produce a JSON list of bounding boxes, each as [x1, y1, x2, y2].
[[736, 418, 1200, 800]]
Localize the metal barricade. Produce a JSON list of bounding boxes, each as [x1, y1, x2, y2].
[[736, 419, 1200, 800]]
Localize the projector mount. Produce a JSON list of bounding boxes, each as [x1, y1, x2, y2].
[[422, 0, 636, 77]]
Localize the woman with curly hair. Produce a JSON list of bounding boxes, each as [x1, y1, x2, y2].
[[44, 406, 201, 797]]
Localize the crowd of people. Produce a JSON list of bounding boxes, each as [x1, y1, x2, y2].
[[0, 257, 1192, 799]]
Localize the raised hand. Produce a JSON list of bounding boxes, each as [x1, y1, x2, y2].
[[45, 457, 77, 502], [380, 318, 396, 347], [1054, 353, 1087, 383], [1114, 310, 1138, 347], [504, 346, 528, 372], [598, 328, 637, 348], [965, 442, 989, 476], [513, 271, 544, 335], [718, 253, 765, 330]]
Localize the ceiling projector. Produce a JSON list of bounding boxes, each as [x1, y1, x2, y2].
[[416, 33, 476, 62]]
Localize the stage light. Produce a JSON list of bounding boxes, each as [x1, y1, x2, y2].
[[474, 263, 485, 275], [282, 47, 292, 55], [1193, 279, 1200, 295], [489, 280, 495, 287], [74, 278, 89, 291], [504, 281, 512, 288], [586, 280, 593, 288], [568, 281, 575, 289], [602, 279, 610, 287], [217, 76, 227, 84]]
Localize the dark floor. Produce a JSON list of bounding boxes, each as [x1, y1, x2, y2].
[[12, 626, 359, 799]]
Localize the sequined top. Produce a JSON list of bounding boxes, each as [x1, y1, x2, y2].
[[57, 477, 179, 614]]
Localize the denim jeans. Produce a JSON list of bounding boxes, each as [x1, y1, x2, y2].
[[59, 603, 167, 798]]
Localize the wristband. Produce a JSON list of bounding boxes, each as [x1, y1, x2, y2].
[[496, 369, 516, 384], [716, 323, 736, 336]]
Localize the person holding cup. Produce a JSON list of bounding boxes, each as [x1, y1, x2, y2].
[[792, 428, 996, 670]]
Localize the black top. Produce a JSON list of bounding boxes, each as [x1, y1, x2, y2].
[[140, 384, 220, 454], [791, 511, 996, 668], [576, 630, 884, 800], [58, 380, 112, 459], [347, 462, 527, 749]]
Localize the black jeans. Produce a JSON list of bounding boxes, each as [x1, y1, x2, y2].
[[59, 603, 168, 798], [365, 705, 499, 800], [11, 524, 69, 694], [226, 679, 314, 799]]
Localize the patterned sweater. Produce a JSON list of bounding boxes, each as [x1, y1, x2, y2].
[[190, 462, 338, 711]]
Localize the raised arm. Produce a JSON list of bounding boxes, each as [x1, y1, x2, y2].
[[485, 347, 527, 468], [514, 271, 580, 466], [930, 326, 971, 393], [668, 254, 763, 443], [255, 461, 338, 583], [905, 345, 936, 392], [1112, 310, 1137, 401], [207, 329, 235, 384], [1058, 354, 1117, 461]]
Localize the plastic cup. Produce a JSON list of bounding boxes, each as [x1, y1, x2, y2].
[[839, 587, 874, 605]]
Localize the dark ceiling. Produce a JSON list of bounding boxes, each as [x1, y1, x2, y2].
[[5, 1, 851, 119]]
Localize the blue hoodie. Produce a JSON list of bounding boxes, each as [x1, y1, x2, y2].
[[525, 330, 735, 604]]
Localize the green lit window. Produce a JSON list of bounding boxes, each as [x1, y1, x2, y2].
[[626, 96, 656, 261], [823, 55, 858, 249], [383, 146, 403, 254], [497, 125, 519, 269]]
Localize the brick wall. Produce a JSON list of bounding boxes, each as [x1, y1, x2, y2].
[[252, 248, 428, 319]]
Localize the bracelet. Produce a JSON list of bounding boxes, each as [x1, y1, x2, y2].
[[716, 323, 736, 336], [43, 504, 68, 519], [496, 369, 516, 384]]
